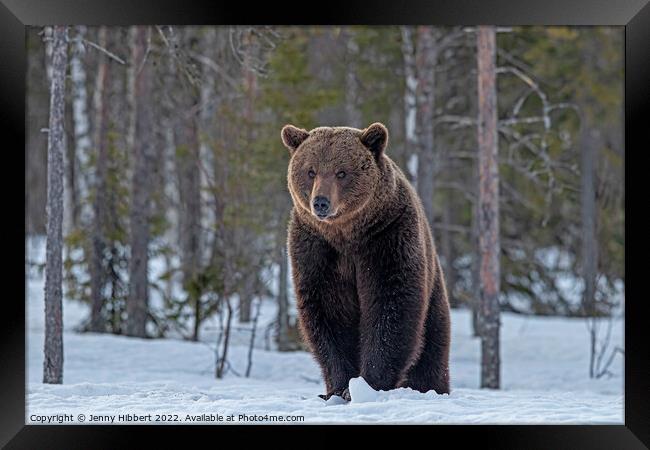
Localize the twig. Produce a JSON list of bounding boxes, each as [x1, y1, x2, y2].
[[435, 114, 476, 129], [136, 27, 152, 77], [76, 37, 126, 65], [156, 25, 199, 86], [497, 65, 551, 132], [437, 29, 466, 51], [500, 116, 546, 126], [216, 293, 233, 378], [596, 347, 624, 379]]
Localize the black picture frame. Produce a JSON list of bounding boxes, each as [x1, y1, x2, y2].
[[4, 0, 648, 447]]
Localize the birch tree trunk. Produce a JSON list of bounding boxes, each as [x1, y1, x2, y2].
[[400, 26, 418, 186], [415, 26, 437, 228], [476, 25, 500, 389], [126, 26, 154, 338], [43, 26, 68, 384], [70, 25, 92, 226], [43, 26, 53, 84], [89, 26, 109, 333], [199, 26, 217, 252]]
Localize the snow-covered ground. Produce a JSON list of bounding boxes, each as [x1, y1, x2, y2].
[[26, 239, 624, 424]]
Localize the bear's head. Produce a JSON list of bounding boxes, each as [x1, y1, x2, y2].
[[282, 122, 389, 224]]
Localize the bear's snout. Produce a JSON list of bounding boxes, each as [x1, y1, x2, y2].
[[312, 196, 331, 218]]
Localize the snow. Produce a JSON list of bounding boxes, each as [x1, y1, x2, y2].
[[324, 395, 348, 406], [26, 237, 624, 424], [348, 377, 379, 403]]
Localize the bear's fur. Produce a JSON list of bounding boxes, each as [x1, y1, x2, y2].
[[282, 122, 450, 400]]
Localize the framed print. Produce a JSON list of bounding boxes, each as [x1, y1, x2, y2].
[[3, 0, 648, 447]]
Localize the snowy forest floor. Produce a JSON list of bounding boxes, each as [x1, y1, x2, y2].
[[26, 243, 624, 424]]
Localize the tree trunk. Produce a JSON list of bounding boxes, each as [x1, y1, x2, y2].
[[160, 31, 181, 323], [581, 123, 599, 377], [63, 104, 76, 233], [199, 26, 218, 249], [471, 194, 481, 337], [126, 26, 154, 338], [400, 26, 418, 186], [237, 29, 258, 324], [26, 29, 50, 236], [89, 26, 109, 333], [43, 26, 53, 84], [192, 293, 201, 342], [276, 244, 291, 351], [175, 106, 202, 288], [70, 25, 92, 226], [441, 195, 457, 307], [415, 26, 437, 228], [476, 25, 500, 390], [172, 30, 202, 293], [581, 126, 598, 317], [239, 276, 253, 323], [43, 26, 68, 384], [344, 27, 362, 127]]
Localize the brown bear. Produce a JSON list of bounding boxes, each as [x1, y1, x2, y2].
[[282, 122, 450, 401]]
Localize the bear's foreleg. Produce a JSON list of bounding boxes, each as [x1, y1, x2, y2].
[[356, 240, 428, 391], [297, 299, 359, 398], [289, 221, 360, 398]]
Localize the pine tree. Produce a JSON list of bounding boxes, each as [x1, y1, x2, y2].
[[476, 25, 500, 389], [126, 26, 154, 338], [43, 26, 68, 384]]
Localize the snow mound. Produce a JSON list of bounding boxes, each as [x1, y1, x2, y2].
[[349, 377, 380, 403]]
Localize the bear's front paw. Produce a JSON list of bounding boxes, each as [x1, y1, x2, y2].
[[362, 368, 397, 392], [319, 387, 351, 402]]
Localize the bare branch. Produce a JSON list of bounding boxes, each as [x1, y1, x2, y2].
[[497, 48, 549, 87], [187, 50, 240, 89], [462, 26, 513, 33], [437, 29, 466, 51], [435, 114, 476, 129], [435, 181, 476, 203], [596, 346, 624, 379], [75, 37, 126, 65], [156, 25, 200, 86], [136, 27, 152, 77], [511, 88, 534, 118], [499, 116, 546, 126]]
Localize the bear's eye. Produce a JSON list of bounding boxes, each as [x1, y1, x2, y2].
[[336, 170, 346, 179], [308, 169, 316, 179]]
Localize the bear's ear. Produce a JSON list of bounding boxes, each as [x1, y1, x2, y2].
[[360, 122, 389, 158], [281, 125, 310, 154]]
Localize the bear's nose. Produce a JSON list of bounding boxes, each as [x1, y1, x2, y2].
[[313, 196, 330, 217]]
